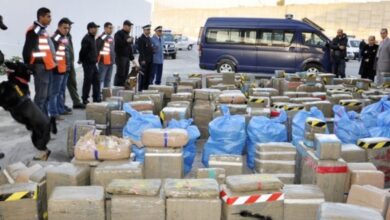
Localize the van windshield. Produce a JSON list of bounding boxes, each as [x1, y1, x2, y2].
[[163, 34, 174, 42], [350, 40, 360, 47]]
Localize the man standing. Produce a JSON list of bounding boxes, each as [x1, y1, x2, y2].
[[0, 15, 8, 161], [150, 26, 164, 85], [113, 20, 137, 87], [22, 7, 56, 115], [67, 21, 85, 109], [137, 24, 154, 91], [376, 28, 390, 85], [97, 22, 115, 89], [48, 18, 72, 123], [79, 22, 100, 104], [330, 29, 348, 78], [359, 36, 378, 81]]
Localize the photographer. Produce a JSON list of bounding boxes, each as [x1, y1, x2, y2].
[[0, 15, 8, 161]]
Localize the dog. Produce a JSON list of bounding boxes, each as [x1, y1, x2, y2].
[[0, 61, 56, 160], [125, 66, 143, 90]]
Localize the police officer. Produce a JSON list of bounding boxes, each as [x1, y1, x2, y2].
[[137, 24, 154, 91], [0, 15, 7, 161], [330, 29, 348, 78]]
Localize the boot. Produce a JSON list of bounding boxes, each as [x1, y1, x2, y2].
[[33, 150, 51, 161], [50, 117, 57, 134]]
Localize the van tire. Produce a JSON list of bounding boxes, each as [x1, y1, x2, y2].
[[217, 60, 236, 73], [304, 63, 323, 73], [187, 45, 193, 50], [171, 54, 177, 59]]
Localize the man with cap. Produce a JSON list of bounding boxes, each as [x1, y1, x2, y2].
[[0, 15, 7, 161], [97, 22, 115, 89], [114, 20, 138, 86], [137, 24, 154, 91], [79, 22, 100, 104], [150, 26, 164, 85]]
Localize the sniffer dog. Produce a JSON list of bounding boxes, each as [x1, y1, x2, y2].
[[125, 66, 143, 90], [0, 61, 56, 154]]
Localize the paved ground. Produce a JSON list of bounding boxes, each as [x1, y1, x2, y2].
[[0, 47, 361, 169]]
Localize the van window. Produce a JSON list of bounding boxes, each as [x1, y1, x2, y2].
[[259, 30, 294, 47], [242, 30, 257, 44], [302, 32, 326, 47], [206, 29, 241, 44]]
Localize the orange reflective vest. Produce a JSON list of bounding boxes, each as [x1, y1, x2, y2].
[[28, 25, 56, 70], [55, 43, 67, 73], [98, 34, 113, 65]]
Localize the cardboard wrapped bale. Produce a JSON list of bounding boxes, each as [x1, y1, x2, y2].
[[304, 117, 327, 148], [160, 107, 189, 126], [46, 163, 90, 199], [2, 162, 28, 183], [223, 72, 236, 84], [222, 175, 284, 220], [0, 183, 42, 220], [67, 120, 96, 158], [48, 186, 104, 220], [297, 84, 324, 93], [180, 78, 201, 89], [250, 88, 279, 96], [317, 202, 383, 220], [86, 102, 110, 124], [167, 101, 192, 118], [215, 104, 247, 115], [341, 144, 367, 162], [128, 100, 154, 112], [144, 148, 183, 179], [344, 162, 378, 195], [283, 184, 325, 220], [339, 99, 364, 112], [111, 86, 125, 96], [196, 168, 226, 185], [247, 96, 269, 108], [119, 90, 134, 102], [207, 78, 223, 88], [107, 179, 165, 220], [271, 78, 286, 95], [142, 128, 188, 148], [247, 107, 271, 117], [283, 81, 303, 92], [106, 96, 123, 111], [314, 134, 342, 160], [194, 88, 221, 101], [347, 185, 390, 217], [255, 148, 296, 161], [218, 93, 246, 104], [14, 164, 43, 183], [255, 159, 295, 174], [304, 100, 333, 118], [133, 93, 164, 114], [283, 91, 310, 98], [211, 84, 236, 91], [209, 154, 244, 176], [102, 87, 112, 101], [92, 161, 143, 188], [311, 92, 327, 100], [290, 97, 322, 104], [269, 173, 295, 184], [165, 179, 221, 220], [256, 142, 296, 155], [149, 85, 174, 99], [328, 93, 353, 105], [171, 92, 193, 102], [270, 96, 290, 105], [177, 85, 194, 94], [318, 73, 335, 85], [110, 110, 129, 137]]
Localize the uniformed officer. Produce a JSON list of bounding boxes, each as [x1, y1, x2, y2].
[[137, 24, 154, 91], [150, 26, 164, 85]]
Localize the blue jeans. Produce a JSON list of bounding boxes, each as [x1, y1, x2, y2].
[[33, 64, 52, 116], [150, 63, 163, 85], [58, 72, 69, 114], [98, 63, 113, 89], [48, 73, 64, 117]]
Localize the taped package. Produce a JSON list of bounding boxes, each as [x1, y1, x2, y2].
[[271, 78, 286, 95], [318, 73, 335, 85], [171, 92, 193, 102], [283, 91, 310, 98], [74, 132, 131, 161], [133, 93, 164, 114], [223, 73, 236, 84], [211, 84, 236, 91], [196, 168, 226, 185], [118, 90, 134, 102], [128, 100, 154, 112], [304, 117, 327, 148], [303, 100, 333, 118], [218, 93, 246, 104], [341, 144, 367, 162], [92, 161, 143, 188], [339, 99, 364, 112], [102, 87, 112, 101], [327, 93, 353, 105], [111, 86, 125, 96], [206, 77, 223, 88], [250, 88, 279, 96], [86, 102, 110, 124], [194, 88, 221, 101], [177, 85, 194, 94], [107, 179, 165, 220], [290, 97, 321, 104], [48, 186, 105, 220], [180, 78, 201, 89], [347, 185, 390, 217], [141, 128, 189, 148], [144, 148, 183, 179], [255, 159, 295, 174], [67, 120, 96, 158], [106, 96, 123, 111], [270, 96, 290, 105], [255, 143, 296, 177], [160, 107, 189, 126], [283, 184, 325, 220], [148, 85, 174, 99], [247, 107, 271, 117], [345, 163, 385, 194], [222, 175, 284, 220], [110, 110, 129, 137], [164, 179, 221, 220], [209, 154, 244, 176], [214, 104, 247, 116], [296, 84, 324, 93], [247, 96, 269, 108], [314, 134, 342, 160], [167, 101, 192, 118], [317, 202, 383, 220]]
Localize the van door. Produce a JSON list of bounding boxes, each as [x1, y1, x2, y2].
[[297, 31, 330, 72], [256, 30, 298, 73]]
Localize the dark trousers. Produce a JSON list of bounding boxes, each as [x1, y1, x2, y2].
[[114, 56, 130, 87], [332, 59, 346, 78], [82, 63, 101, 103], [150, 63, 163, 85], [139, 62, 152, 91], [67, 66, 83, 106], [33, 64, 52, 116]]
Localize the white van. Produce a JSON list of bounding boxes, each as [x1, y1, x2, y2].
[[346, 38, 361, 60]]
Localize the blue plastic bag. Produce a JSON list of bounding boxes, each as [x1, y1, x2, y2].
[[292, 107, 326, 146], [333, 105, 369, 144], [123, 103, 162, 162], [361, 96, 390, 128], [168, 119, 200, 175], [202, 105, 246, 167], [246, 110, 288, 169], [369, 109, 390, 138]]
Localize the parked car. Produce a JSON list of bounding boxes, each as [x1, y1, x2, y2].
[[174, 35, 195, 50], [162, 30, 177, 59], [198, 17, 332, 73], [346, 38, 361, 60]]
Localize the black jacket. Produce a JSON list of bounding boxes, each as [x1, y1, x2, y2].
[[114, 29, 134, 60], [330, 34, 348, 59], [22, 21, 49, 64], [137, 34, 154, 63], [79, 33, 98, 64]]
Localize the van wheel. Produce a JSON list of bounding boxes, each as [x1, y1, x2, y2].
[[187, 45, 193, 50], [217, 60, 235, 73], [304, 63, 322, 73], [171, 54, 177, 59]]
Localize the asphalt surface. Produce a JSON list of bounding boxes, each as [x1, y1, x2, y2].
[[0, 47, 361, 169]]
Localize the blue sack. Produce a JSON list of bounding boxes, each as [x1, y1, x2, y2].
[[333, 105, 369, 144], [246, 110, 288, 169], [123, 103, 162, 162], [369, 109, 390, 138], [168, 119, 200, 175], [202, 105, 246, 167], [361, 96, 390, 128], [292, 107, 326, 146]]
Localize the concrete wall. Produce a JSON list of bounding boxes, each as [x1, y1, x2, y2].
[[151, 1, 390, 41]]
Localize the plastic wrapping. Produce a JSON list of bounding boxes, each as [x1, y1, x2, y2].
[[314, 134, 341, 160], [202, 105, 246, 167], [168, 119, 200, 175], [106, 96, 123, 111], [110, 110, 129, 137], [225, 174, 284, 193], [74, 131, 131, 160], [107, 179, 161, 196], [196, 168, 226, 185], [247, 110, 288, 169], [144, 148, 183, 179], [333, 105, 369, 144], [141, 128, 189, 148], [194, 88, 221, 101], [369, 109, 390, 138], [218, 93, 246, 104], [361, 96, 390, 128], [292, 107, 326, 146], [85, 102, 110, 124], [164, 179, 219, 199], [119, 90, 134, 102], [171, 92, 193, 102], [127, 100, 154, 112], [160, 107, 189, 126], [133, 93, 164, 114], [92, 161, 143, 188], [317, 202, 383, 220], [208, 154, 243, 176], [67, 120, 96, 158]]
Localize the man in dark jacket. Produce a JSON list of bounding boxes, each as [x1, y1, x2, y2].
[[79, 22, 100, 104], [330, 29, 348, 78], [0, 14, 7, 161], [113, 20, 138, 87], [137, 24, 154, 91]]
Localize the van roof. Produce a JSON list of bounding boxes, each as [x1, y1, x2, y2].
[[205, 17, 319, 32]]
